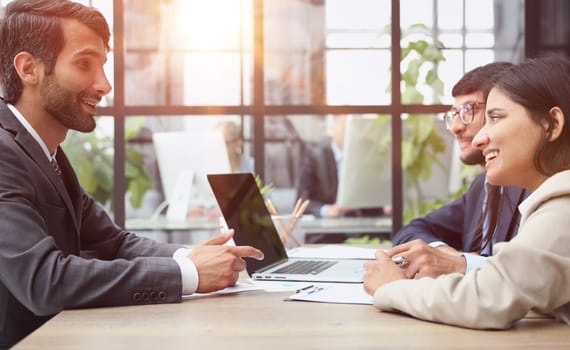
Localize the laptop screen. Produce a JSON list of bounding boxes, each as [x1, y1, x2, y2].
[[207, 173, 288, 274]]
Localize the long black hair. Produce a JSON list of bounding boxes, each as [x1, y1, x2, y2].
[[474, 55, 570, 253]]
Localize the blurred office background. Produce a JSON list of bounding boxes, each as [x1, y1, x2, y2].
[[2, 0, 567, 240]]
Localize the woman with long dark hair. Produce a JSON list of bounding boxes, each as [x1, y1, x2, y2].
[[364, 55, 570, 329]]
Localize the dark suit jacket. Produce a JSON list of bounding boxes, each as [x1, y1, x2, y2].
[[0, 101, 184, 348], [297, 141, 383, 217], [392, 172, 526, 252], [297, 141, 338, 216]]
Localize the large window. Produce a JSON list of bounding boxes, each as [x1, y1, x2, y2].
[[12, 0, 524, 234]]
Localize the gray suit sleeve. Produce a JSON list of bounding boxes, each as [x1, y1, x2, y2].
[[0, 145, 183, 317]]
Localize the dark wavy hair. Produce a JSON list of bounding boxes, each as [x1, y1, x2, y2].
[[452, 61, 514, 99], [0, 0, 110, 103]]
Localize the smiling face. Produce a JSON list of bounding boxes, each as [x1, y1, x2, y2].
[[472, 88, 548, 191], [449, 91, 486, 165], [39, 18, 112, 132]]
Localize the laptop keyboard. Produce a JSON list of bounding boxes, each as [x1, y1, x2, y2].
[[273, 260, 338, 275]]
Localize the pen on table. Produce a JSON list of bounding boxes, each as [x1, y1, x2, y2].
[[307, 286, 324, 294], [295, 284, 315, 293]]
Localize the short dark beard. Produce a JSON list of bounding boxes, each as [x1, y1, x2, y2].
[[40, 74, 96, 133], [461, 150, 485, 166]]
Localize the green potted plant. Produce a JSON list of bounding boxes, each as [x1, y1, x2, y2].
[[62, 117, 152, 212], [374, 23, 449, 223]]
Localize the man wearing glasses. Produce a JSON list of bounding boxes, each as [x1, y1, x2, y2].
[[387, 62, 526, 278]]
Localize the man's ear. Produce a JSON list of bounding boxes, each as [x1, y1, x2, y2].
[[13, 51, 42, 86], [546, 106, 565, 142]]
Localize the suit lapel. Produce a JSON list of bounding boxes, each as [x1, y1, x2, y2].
[[0, 102, 81, 233], [463, 173, 486, 252]]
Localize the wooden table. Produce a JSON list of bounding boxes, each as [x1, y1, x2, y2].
[[14, 287, 569, 349]]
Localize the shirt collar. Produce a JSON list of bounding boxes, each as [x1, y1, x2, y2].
[[518, 189, 535, 218]]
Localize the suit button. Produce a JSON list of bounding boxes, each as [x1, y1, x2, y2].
[[142, 292, 150, 301], [133, 292, 142, 301], [158, 291, 167, 301], [150, 291, 158, 301]]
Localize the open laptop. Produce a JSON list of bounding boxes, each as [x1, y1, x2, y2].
[[207, 173, 370, 283]]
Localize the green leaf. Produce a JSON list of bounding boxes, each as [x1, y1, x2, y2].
[[254, 174, 273, 197], [423, 46, 444, 62], [425, 69, 437, 85], [429, 131, 447, 153], [402, 86, 423, 104], [431, 79, 445, 103], [410, 40, 428, 55], [127, 176, 152, 208], [75, 158, 97, 193], [401, 141, 417, 169], [414, 116, 435, 143], [125, 117, 145, 140], [402, 58, 421, 85]]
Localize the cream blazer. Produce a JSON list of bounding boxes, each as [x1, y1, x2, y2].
[[373, 170, 570, 329]]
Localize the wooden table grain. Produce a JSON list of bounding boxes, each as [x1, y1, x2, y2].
[[14, 288, 570, 349]]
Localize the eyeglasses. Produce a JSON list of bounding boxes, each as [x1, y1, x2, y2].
[[443, 102, 485, 130]]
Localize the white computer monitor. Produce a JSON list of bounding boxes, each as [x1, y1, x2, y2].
[[153, 130, 232, 219], [336, 115, 392, 209]]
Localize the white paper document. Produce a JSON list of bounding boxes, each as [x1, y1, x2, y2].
[[182, 280, 315, 300], [182, 282, 263, 300], [248, 279, 314, 292], [285, 283, 373, 305]]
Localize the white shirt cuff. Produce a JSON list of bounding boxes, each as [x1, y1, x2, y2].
[[461, 253, 487, 273], [428, 241, 449, 248], [173, 248, 199, 295]]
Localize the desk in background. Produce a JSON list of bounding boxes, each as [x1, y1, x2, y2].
[[301, 216, 392, 243], [126, 216, 220, 232], [14, 286, 569, 349], [126, 216, 220, 243], [126, 216, 393, 244]]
